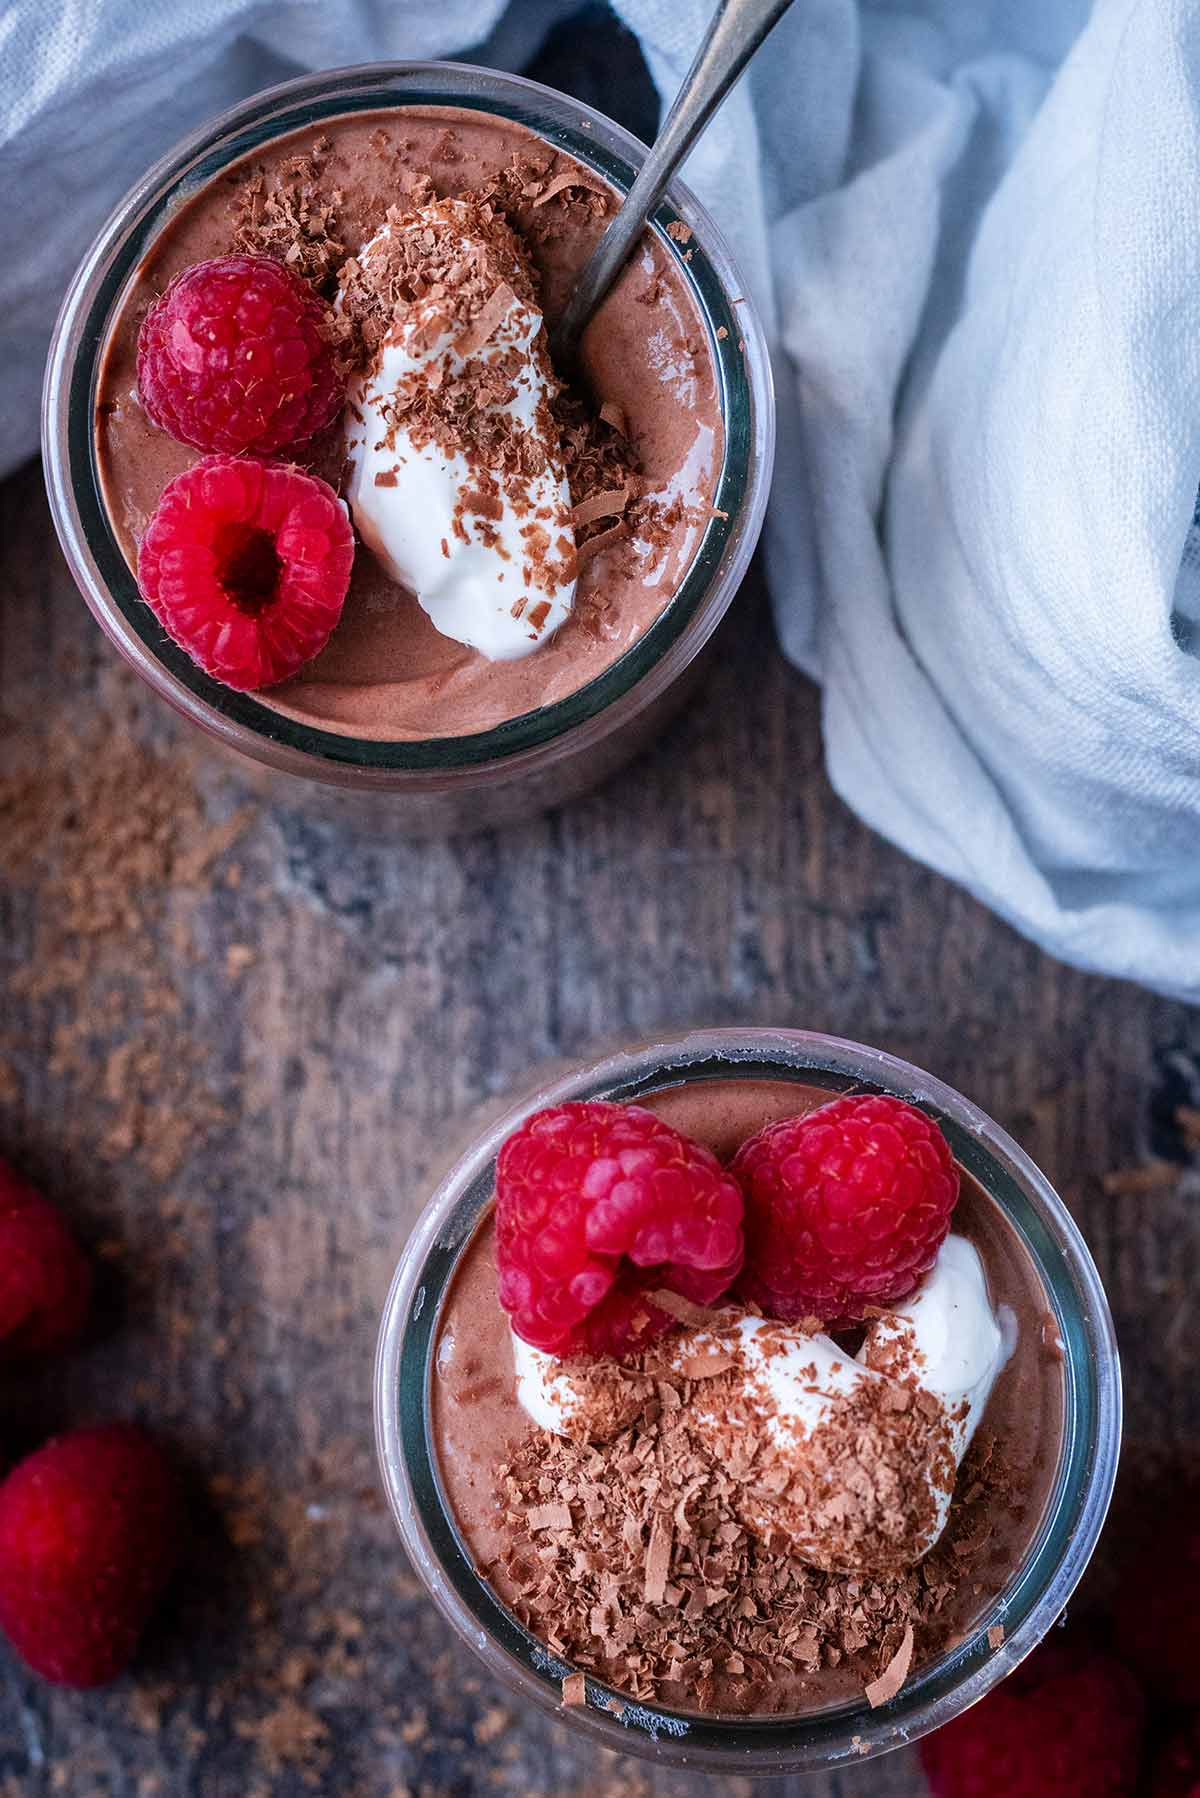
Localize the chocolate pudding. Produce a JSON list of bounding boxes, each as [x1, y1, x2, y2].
[[94, 108, 725, 739], [431, 1079, 1066, 1717]]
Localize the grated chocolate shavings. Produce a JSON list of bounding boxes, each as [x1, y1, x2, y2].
[[574, 520, 630, 566], [232, 140, 345, 293], [598, 400, 628, 436], [532, 169, 612, 209], [495, 1334, 1012, 1713], [456, 281, 519, 358], [864, 1623, 913, 1707], [560, 1672, 587, 1706], [571, 485, 630, 528]]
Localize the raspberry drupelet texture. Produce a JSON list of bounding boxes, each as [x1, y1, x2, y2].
[[0, 1424, 183, 1688], [732, 1094, 959, 1322], [136, 255, 343, 455], [495, 1101, 745, 1357], [137, 455, 354, 690], [0, 1159, 91, 1359]]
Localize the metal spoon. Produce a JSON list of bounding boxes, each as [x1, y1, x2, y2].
[[551, 0, 795, 366]]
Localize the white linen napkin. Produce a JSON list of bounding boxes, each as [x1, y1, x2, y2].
[[5, 0, 1200, 996]]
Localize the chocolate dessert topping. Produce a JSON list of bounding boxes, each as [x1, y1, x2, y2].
[[560, 1671, 587, 1707], [495, 1332, 1004, 1710], [864, 1623, 914, 1708], [232, 138, 346, 292], [698, 1338, 957, 1575], [233, 140, 650, 568], [336, 194, 537, 366]]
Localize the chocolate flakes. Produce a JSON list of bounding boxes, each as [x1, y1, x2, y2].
[[229, 133, 656, 598], [494, 1343, 1011, 1712], [232, 139, 345, 293], [864, 1622, 913, 1708]]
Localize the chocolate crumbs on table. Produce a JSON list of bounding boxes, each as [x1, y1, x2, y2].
[[0, 684, 249, 1180]]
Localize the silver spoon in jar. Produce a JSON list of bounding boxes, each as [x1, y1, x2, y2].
[[550, 0, 795, 367]]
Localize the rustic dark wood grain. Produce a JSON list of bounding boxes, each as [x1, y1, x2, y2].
[[2, 17, 1199, 1795]]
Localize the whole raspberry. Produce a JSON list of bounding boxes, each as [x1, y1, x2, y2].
[[495, 1101, 744, 1357], [137, 455, 354, 690], [136, 255, 343, 455], [1113, 1486, 1200, 1705], [0, 1424, 183, 1687], [0, 1159, 91, 1359], [731, 1094, 959, 1321], [1151, 1719, 1200, 1798], [920, 1634, 1144, 1798]]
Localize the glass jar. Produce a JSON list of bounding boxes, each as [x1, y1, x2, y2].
[[374, 1027, 1120, 1775], [42, 62, 774, 835]]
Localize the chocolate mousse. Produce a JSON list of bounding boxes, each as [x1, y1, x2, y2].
[[432, 1079, 1066, 1717], [94, 108, 726, 738]]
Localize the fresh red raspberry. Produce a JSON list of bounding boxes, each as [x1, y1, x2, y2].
[[1113, 1485, 1200, 1705], [495, 1101, 744, 1357], [920, 1634, 1144, 1798], [0, 1424, 183, 1687], [731, 1094, 959, 1321], [136, 255, 343, 455], [137, 455, 354, 690], [0, 1159, 91, 1359], [1151, 1719, 1200, 1798]]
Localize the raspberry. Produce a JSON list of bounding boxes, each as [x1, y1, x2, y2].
[[0, 1159, 91, 1359], [137, 455, 354, 690], [1113, 1484, 1200, 1705], [495, 1101, 744, 1357], [136, 255, 343, 455], [0, 1424, 183, 1687], [731, 1094, 959, 1321], [920, 1634, 1144, 1798]]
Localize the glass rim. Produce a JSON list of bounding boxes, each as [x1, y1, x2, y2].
[[374, 1026, 1121, 1774], [42, 60, 775, 785]]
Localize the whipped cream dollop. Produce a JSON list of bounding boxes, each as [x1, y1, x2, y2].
[[861, 1232, 1017, 1461], [342, 199, 576, 661], [511, 1234, 1014, 1575]]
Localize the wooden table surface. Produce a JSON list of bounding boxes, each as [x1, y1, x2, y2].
[[2, 24, 1198, 1798]]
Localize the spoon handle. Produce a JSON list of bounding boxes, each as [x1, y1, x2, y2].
[[552, 0, 794, 362]]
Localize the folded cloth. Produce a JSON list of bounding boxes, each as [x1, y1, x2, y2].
[[6, 0, 1200, 997]]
